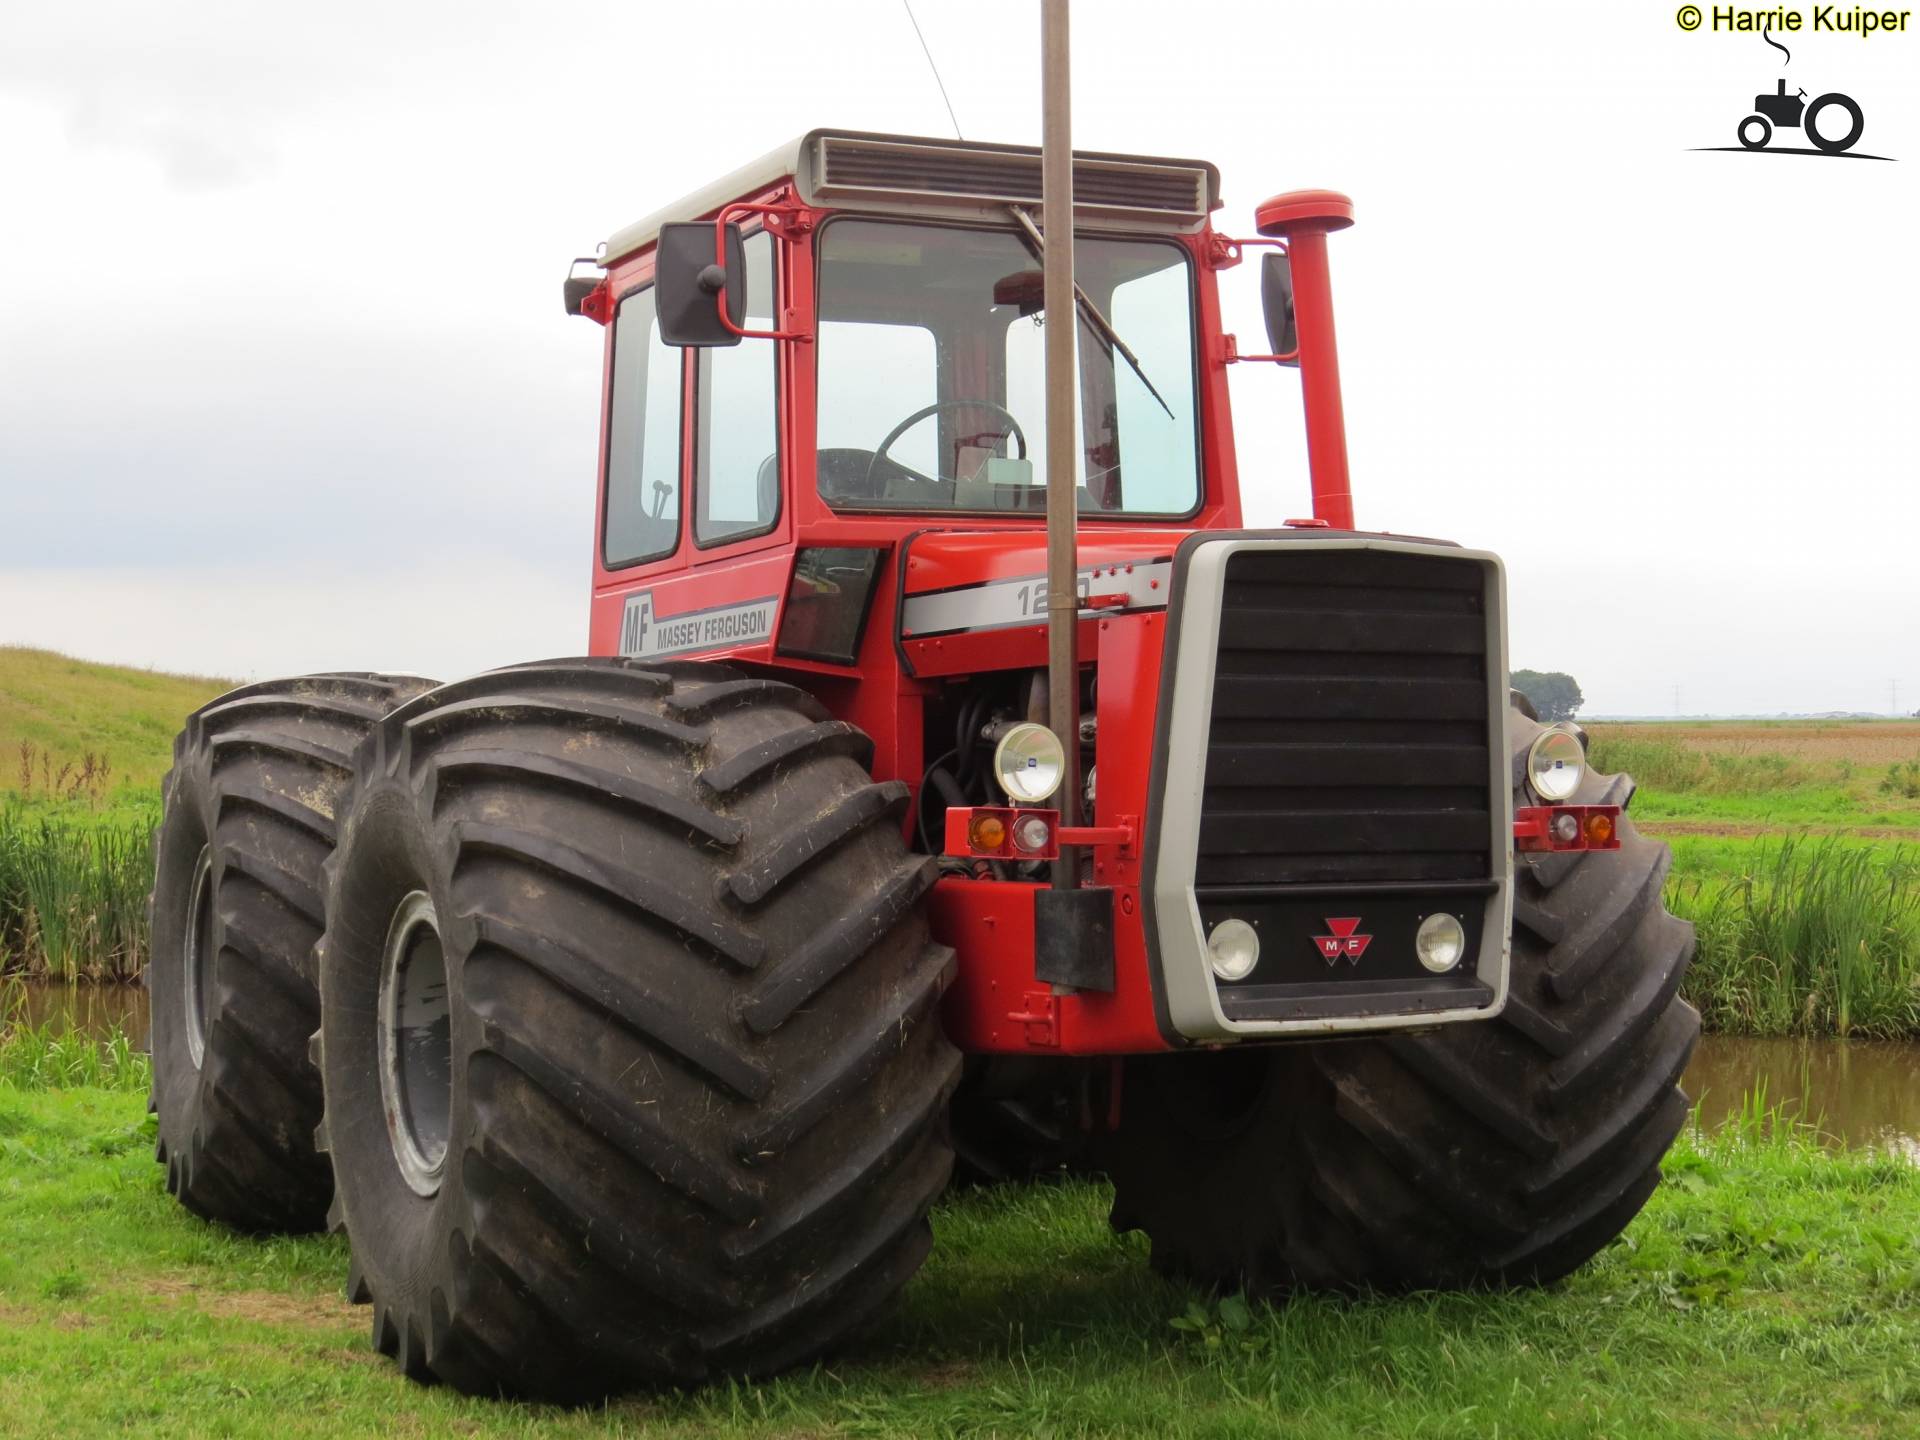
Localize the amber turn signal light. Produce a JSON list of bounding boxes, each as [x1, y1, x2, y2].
[[968, 813, 1008, 853]]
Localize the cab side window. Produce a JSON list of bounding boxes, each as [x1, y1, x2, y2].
[[603, 286, 683, 568], [694, 230, 780, 546]]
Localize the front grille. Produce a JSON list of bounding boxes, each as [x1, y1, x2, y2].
[[813, 137, 1210, 220], [1194, 548, 1495, 889]]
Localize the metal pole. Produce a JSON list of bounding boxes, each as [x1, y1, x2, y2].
[[1040, 0, 1081, 889]]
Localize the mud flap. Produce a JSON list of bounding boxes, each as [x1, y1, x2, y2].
[[1035, 887, 1115, 992]]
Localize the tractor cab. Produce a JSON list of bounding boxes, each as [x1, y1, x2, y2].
[[570, 131, 1244, 675]]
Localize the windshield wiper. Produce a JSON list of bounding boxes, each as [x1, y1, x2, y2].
[[1007, 205, 1175, 421]]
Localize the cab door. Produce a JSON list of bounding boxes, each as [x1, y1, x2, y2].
[[590, 228, 790, 662]]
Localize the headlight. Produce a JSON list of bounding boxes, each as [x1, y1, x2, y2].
[[1415, 913, 1466, 973], [1207, 918, 1261, 982], [992, 722, 1065, 803], [1526, 724, 1586, 802]]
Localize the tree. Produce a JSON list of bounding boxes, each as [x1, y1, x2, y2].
[[1512, 669, 1584, 722]]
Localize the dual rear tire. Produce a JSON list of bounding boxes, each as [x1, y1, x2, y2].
[[148, 673, 436, 1231], [311, 660, 960, 1397]]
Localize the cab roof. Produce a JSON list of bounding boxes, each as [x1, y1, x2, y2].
[[599, 128, 1221, 266]]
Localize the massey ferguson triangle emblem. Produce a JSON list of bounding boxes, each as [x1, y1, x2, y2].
[[1314, 917, 1372, 966]]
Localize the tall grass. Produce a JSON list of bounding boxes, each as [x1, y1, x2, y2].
[[1673, 838, 1920, 1038], [0, 806, 152, 979], [1588, 732, 1816, 794]]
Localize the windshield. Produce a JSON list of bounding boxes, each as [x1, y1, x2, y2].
[[813, 220, 1200, 517]]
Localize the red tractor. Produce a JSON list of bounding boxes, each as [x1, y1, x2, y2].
[[146, 127, 1696, 1399]]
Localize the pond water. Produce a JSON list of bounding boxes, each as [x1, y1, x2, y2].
[[1680, 1034, 1920, 1157], [9, 983, 1918, 1155], [13, 979, 150, 1041]]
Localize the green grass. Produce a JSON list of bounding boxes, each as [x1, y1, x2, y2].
[[1631, 786, 1917, 830], [1, 1058, 1917, 1438], [0, 645, 233, 806]]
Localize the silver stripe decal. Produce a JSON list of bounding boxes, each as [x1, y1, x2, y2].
[[901, 560, 1172, 638]]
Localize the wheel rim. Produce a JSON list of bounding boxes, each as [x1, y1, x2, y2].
[[182, 846, 216, 1068], [377, 891, 453, 1197]]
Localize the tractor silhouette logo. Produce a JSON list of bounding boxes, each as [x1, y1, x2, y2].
[[1739, 79, 1863, 152], [1696, 31, 1892, 162]]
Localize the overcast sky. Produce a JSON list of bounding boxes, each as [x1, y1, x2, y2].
[[2, 1, 1915, 714]]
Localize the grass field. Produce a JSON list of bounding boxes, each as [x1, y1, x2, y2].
[[1586, 721, 1920, 837], [3, 1043, 1919, 1439]]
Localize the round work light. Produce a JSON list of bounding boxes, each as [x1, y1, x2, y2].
[[1526, 725, 1587, 802], [1207, 918, 1261, 982], [992, 723, 1066, 803], [1415, 912, 1467, 973]]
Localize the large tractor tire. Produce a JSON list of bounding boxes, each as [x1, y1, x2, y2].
[[314, 659, 960, 1399], [147, 672, 436, 1232], [1105, 706, 1700, 1292]]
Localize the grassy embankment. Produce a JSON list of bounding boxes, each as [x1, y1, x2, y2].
[[3, 1018, 1919, 1438]]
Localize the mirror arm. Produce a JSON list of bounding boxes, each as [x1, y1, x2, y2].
[[1223, 334, 1300, 365], [712, 202, 812, 343], [1205, 233, 1287, 270]]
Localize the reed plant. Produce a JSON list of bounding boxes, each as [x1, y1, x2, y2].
[[0, 806, 153, 980], [1672, 837, 1920, 1038]]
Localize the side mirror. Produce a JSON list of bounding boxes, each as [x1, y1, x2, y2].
[[562, 257, 604, 318], [1260, 251, 1298, 366], [656, 221, 745, 347]]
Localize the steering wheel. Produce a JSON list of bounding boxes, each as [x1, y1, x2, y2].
[[866, 400, 1028, 491]]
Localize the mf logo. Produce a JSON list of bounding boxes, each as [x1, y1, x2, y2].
[[1313, 916, 1372, 966], [619, 592, 653, 657]]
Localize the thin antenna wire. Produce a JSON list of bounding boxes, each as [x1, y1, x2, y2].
[[901, 0, 964, 140]]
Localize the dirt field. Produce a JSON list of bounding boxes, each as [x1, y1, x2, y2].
[[1588, 721, 1920, 768]]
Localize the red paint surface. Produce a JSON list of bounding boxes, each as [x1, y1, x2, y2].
[[578, 166, 1377, 1054]]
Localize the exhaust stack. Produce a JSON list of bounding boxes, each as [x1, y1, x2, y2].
[[1256, 190, 1356, 531]]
